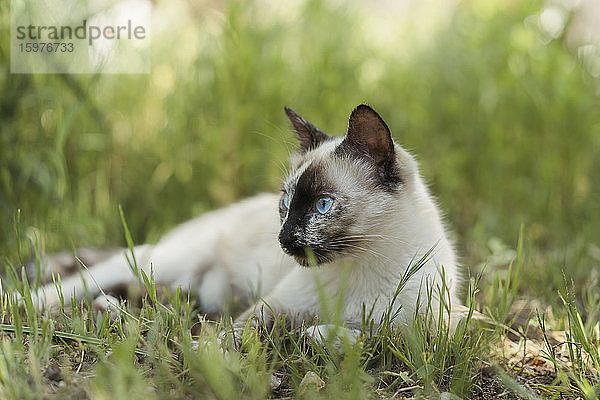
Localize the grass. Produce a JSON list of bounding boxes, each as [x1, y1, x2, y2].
[[1, 0, 600, 398], [0, 219, 597, 399]]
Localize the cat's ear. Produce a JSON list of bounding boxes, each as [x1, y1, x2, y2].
[[341, 104, 400, 186], [284, 106, 331, 152]]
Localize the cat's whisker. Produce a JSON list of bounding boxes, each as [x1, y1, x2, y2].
[[333, 233, 414, 242], [326, 242, 393, 264], [328, 235, 415, 248], [277, 160, 289, 177]]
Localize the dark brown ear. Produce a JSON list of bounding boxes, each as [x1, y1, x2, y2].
[[340, 104, 400, 187], [284, 106, 331, 152]]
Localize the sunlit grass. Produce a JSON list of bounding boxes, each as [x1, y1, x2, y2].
[[1, 216, 598, 398]]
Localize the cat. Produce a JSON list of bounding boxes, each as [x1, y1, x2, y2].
[[31, 104, 461, 339]]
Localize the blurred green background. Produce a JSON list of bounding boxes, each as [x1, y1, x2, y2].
[[1, 0, 599, 305]]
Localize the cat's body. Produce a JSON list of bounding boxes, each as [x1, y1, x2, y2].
[[34, 193, 295, 314], [33, 105, 461, 333]]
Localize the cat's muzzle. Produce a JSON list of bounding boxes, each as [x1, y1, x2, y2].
[[278, 231, 313, 266], [278, 231, 302, 255]]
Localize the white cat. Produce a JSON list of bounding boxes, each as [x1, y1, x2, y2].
[[33, 104, 461, 338]]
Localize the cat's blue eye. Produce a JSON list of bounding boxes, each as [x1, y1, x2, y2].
[[316, 197, 333, 214], [281, 193, 290, 209]]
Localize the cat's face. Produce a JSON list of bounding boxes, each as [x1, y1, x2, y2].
[[278, 105, 417, 267]]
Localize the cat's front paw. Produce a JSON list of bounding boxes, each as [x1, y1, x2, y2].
[[304, 324, 362, 350], [92, 294, 122, 321]]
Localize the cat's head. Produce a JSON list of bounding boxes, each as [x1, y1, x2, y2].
[[279, 104, 419, 267]]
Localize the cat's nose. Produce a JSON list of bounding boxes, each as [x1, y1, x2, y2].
[[278, 229, 295, 249], [278, 228, 302, 255]]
